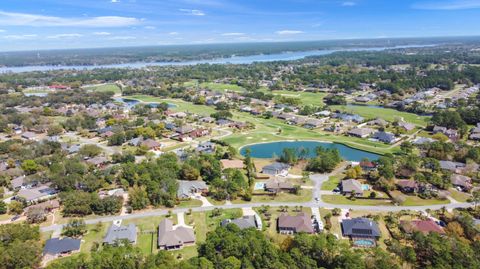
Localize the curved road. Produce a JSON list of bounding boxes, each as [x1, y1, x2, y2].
[[40, 171, 474, 233]]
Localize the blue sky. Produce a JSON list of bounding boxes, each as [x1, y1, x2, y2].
[[0, 0, 479, 51]]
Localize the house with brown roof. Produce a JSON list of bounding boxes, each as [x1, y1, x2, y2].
[[401, 219, 445, 235], [264, 178, 295, 193], [220, 159, 244, 170], [158, 219, 195, 250], [341, 179, 363, 196], [278, 213, 314, 234], [141, 139, 162, 150], [450, 174, 473, 192], [396, 180, 419, 193], [347, 128, 375, 138]]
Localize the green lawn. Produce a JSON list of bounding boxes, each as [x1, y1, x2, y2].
[[390, 191, 450, 206], [199, 82, 246, 93], [448, 189, 471, 203], [322, 195, 393, 206], [232, 189, 312, 204], [321, 175, 343, 190], [177, 199, 203, 208], [80, 223, 109, 253], [267, 90, 327, 107], [185, 209, 242, 243], [330, 105, 430, 127], [84, 83, 121, 94]]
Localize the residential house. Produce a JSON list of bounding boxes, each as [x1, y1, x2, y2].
[[158, 219, 195, 250], [220, 159, 244, 170], [177, 180, 208, 199], [200, 116, 215, 123], [400, 219, 445, 235], [195, 141, 215, 154], [141, 139, 162, 150], [11, 175, 26, 190], [221, 215, 261, 230], [43, 237, 81, 259], [16, 184, 58, 204], [396, 180, 419, 193], [175, 125, 194, 135], [341, 179, 363, 196], [21, 131, 38, 141], [86, 156, 109, 168], [397, 121, 415, 131], [450, 174, 472, 192], [367, 118, 388, 127], [359, 160, 376, 171], [303, 118, 325, 129], [261, 162, 290, 176], [348, 128, 375, 138], [341, 218, 381, 247], [412, 137, 436, 145], [439, 161, 466, 173], [103, 224, 137, 245], [372, 131, 397, 144], [278, 213, 314, 234], [264, 178, 295, 193]]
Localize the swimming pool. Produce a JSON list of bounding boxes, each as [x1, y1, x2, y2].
[[354, 239, 375, 247], [361, 184, 370, 191], [254, 182, 266, 190]]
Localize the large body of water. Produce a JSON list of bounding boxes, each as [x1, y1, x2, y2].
[[240, 141, 380, 162], [0, 44, 434, 73]]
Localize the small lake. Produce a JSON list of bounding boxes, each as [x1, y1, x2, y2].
[[240, 141, 380, 162]]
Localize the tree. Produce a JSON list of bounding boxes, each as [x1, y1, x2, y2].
[[128, 186, 150, 210], [0, 201, 7, 214], [62, 219, 87, 237], [26, 207, 47, 223], [21, 159, 38, 175], [79, 144, 102, 157], [8, 200, 24, 215], [179, 163, 200, 181], [470, 190, 480, 211], [0, 223, 42, 269]]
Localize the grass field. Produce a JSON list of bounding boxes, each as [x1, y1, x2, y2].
[[330, 105, 430, 126], [122, 94, 400, 155], [390, 191, 450, 206], [266, 90, 327, 107], [322, 195, 393, 206], [83, 83, 122, 94], [448, 189, 471, 203], [321, 175, 343, 190]]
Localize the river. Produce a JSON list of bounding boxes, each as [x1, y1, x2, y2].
[[0, 44, 435, 73]]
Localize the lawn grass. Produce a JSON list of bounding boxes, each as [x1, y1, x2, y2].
[[267, 90, 327, 107], [199, 82, 246, 93], [330, 105, 430, 127], [185, 209, 242, 242], [232, 189, 312, 204], [80, 223, 109, 253], [177, 199, 203, 208], [321, 174, 343, 190], [322, 195, 393, 206], [84, 83, 121, 94], [448, 188, 471, 203]]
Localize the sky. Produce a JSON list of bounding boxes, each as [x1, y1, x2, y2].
[[0, 0, 479, 51]]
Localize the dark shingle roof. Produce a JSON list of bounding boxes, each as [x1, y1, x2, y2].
[[43, 237, 81, 255], [341, 218, 380, 237]]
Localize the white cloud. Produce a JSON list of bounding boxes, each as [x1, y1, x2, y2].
[[108, 36, 136, 40], [111, 0, 120, 3], [342, 1, 356, 6], [221, 32, 245, 36], [412, 0, 480, 10], [0, 11, 141, 27], [3, 34, 37, 40], [179, 9, 205, 16], [0, 29, 5, 32], [275, 30, 304, 35], [145, 26, 156, 30], [168, 32, 179, 35], [47, 33, 83, 39], [93, 31, 111, 36]]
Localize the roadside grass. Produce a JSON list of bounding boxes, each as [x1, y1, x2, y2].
[[177, 199, 203, 208], [330, 105, 430, 127], [321, 174, 343, 190], [448, 188, 471, 203], [322, 194, 392, 206], [206, 197, 226, 206], [390, 191, 450, 206], [232, 189, 312, 204]]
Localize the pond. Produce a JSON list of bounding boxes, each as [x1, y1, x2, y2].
[[240, 141, 380, 162]]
